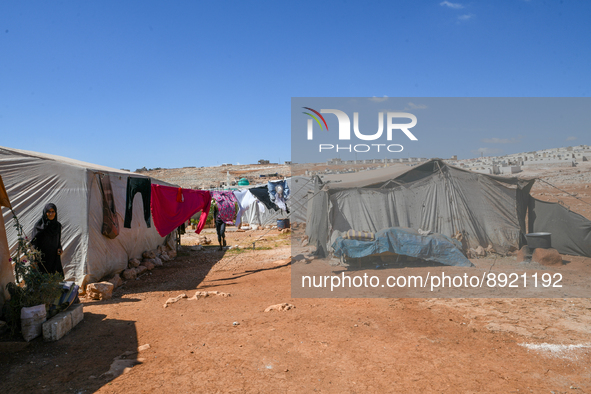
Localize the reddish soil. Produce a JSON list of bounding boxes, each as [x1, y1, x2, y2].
[[1, 165, 590, 393]]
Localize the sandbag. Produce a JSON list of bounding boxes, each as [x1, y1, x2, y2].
[[21, 304, 47, 342]]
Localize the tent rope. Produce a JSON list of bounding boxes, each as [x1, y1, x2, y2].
[[535, 178, 591, 207]]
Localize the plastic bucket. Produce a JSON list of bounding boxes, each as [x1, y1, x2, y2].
[[277, 219, 290, 229], [525, 232, 551, 249]]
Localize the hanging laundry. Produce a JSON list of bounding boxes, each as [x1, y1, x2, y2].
[[124, 177, 152, 228], [233, 189, 261, 227], [211, 190, 238, 225], [249, 186, 280, 212], [268, 180, 290, 211], [97, 173, 119, 239], [150, 184, 211, 236], [0, 175, 10, 209]]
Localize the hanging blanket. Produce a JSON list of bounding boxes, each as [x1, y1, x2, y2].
[[151, 185, 211, 236], [268, 180, 290, 211], [211, 191, 238, 224], [233, 189, 260, 227]]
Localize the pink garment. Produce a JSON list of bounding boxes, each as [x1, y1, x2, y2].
[[151, 184, 211, 236], [211, 191, 238, 224]]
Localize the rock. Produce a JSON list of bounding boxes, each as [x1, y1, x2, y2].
[[128, 258, 141, 268], [485, 244, 495, 254], [157, 245, 165, 254], [163, 294, 187, 308], [281, 228, 291, 234], [138, 344, 150, 352], [264, 303, 295, 312], [251, 225, 259, 230], [191, 291, 231, 300], [135, 266, 148, 276], [166, 249, 177, 259], [159, 252, 171, 262], [301, 238, 309, 247], [516, 246, 532, 262], [532, 248, 563, 266], [474, 245, 486, 257], [142, 250, 156, 260], [86, 282, 114, 300], [190, 245, 203, 252], [152, 257, 163, 267], [141, 260, 155, 270], [107, 274, 123, 290], [122, 269, 137, 281]]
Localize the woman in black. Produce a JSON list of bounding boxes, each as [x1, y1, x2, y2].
[[31, 203, 64, 275]]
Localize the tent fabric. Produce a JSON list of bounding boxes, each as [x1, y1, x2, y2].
[[287, 176, 314, 224], [332, 227, 473, 267], [0, 175, 15, 309], [307, 160, 534, 257], [151, 184, 211, 236], [0, 146, 175, 287], [528, 198, 591, 257], [0, 175, 11, 209]]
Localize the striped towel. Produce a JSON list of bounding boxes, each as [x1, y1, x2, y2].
[[343, 229, 375, 241]]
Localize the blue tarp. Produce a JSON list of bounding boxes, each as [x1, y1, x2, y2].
[[332, 227, 473, 267]]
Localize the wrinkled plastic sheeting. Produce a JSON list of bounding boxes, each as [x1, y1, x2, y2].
[[332, 227, 473, 267]]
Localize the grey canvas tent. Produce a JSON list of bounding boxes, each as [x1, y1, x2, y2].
[[0, 146, 175, 288], [307, 159, 537, 257], [307, 159, 591, 258]]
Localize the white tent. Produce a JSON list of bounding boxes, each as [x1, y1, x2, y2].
[[0, 146, 174, 288], [0, 175, 15, 310]]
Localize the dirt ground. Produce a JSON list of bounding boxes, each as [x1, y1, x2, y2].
[[1, 164, 591, 393]]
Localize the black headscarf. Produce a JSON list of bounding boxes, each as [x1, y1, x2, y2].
[[32, 203, 61, 239]]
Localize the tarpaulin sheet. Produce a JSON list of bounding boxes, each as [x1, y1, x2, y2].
[[529, 198, 591, 257], [332, 227, 473, 267]]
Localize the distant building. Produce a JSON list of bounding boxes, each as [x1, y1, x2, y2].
[[258, 159, 270, 165]]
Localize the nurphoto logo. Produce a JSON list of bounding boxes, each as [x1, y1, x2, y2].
[[303, 107, 418, 153]]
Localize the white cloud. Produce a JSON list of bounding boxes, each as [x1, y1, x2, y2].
[[369, 96, 388, 103], [482, 136, 522, 144], [472, 147, 503, 157], [404, 102, 428, 110], [566, 136, 577, 141], [457, 14, 473, 21], [440, 1, 464, 9]]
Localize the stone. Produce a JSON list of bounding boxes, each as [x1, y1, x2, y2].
[[474, 245, 486, 257], [485, 244, 495, 254], [141, 260, 155, 270], [138, 343, 151, 352], [281, 228, 291, 234], [70, 304, 84, 327], [122, 269, 137, 281], [163, 294, 187, 308], [142, 250, 156, 260], [166, 249, 177, 259], [42, 310, 71, 341], [251, 225, 259, 230], [191, 290, 231, 300], [157, 245, 165, 254], [159, 252, 171, 262], [516, 246, 532, 262], [264, 303, 295, 312], [152, 257, 163, 267], [42, 304, 83, 342], [107, 274, 123, 290], [134, 266, 148, 276], [532, 248, 563, 266], [128, 258, 141, 268], [190, 245, 203, 252], [86, 282, 114, 300]]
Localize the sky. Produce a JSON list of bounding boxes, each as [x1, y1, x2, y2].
[[1, 1, 590, 171]]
